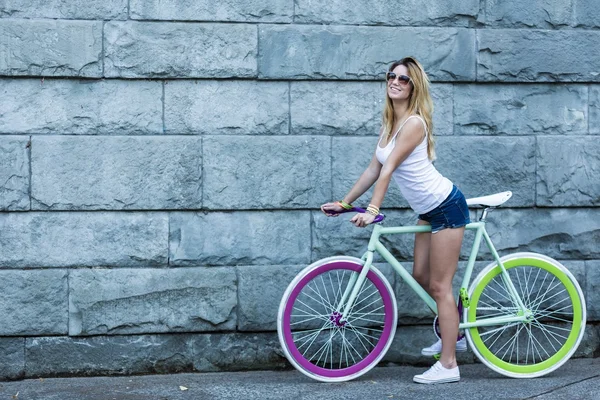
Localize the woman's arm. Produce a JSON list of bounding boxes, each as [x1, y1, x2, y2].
[[321, 151, 382, 215], [351, 118, 425, 227], [321, 135, 383, 216], [341, 153, 382, 204]]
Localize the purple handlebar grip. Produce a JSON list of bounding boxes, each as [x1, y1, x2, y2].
[[336, 207, 385, 223]]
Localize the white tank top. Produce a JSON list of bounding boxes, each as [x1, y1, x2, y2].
[[375, 115, 453, 215]]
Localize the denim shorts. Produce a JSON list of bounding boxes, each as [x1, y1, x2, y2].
[[418, 186, 471, 233]]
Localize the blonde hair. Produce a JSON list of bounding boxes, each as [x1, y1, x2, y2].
[[382, 56, 436, 160]]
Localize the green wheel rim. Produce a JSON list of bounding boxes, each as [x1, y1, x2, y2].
[[468, 258, 583, 375]]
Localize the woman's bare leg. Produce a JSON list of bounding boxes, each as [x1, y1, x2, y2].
[[428, 227, 465, 369], [413, 219, 432, 292]]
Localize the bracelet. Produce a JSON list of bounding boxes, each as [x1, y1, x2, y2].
[[337, 200, 353, 210], [366, 204, 380, 216], [368, 203, 380, 212]]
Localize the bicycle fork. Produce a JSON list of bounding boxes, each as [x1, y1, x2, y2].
[[335, 251, 375, 324]]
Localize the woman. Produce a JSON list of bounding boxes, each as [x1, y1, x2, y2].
[[320, 56, 470, 384]]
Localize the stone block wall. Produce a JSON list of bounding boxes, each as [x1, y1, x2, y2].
[[1, 0, 599, 379]]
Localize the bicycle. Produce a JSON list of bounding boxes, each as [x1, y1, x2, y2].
[[277, 191, 586, 382]]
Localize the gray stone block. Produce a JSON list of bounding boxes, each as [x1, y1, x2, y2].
[[0, 20, 102, 77], [477, 29, 600, 82], [0, 338, 24, 380], [331, 137, 408, 209], [31, 136, 202, 210], [237, 265, 305, 331], [170, 211, 311, 266], [586, 261, 600, 320], [312, 209, 419, 262], [560, 260, 587, 302], [290, 83, 452, 137], [435, 136, 536, 207], [590, 85, 600, 135], [485, 0, 573, 28], [431, 84, 454, 136], [383, 325, 475, 365], [191, 332, 287, 372], [203, 136, 330, 209], [454, 84, 587, 136], [0, 79, 163, 135], [574, 324, 599, 358], [0, 137, 29, 211], [537, 136, 600, 206], [165, 81, 288, 135], [0, 0, 127, 19], [0, 269, 67, 335], [25, 335, 193, 377], [104, 21, 257, 78], [0, 212, 168, 268], [69, 267, 237, 336], [295, 0, 479, 26], [481, 208, 600, 261], [130, 0, 293, 23], [574, 0, 600, 28], [258, 25, 476, 81], [291, 81, 385, 136]]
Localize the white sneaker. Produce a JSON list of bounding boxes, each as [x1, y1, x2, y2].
[[413, 361, 460, 384], [421, 337, 467, 356]]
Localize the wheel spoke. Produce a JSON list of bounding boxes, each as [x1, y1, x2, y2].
[[486, 278, 515, 305], [530, 287, 568, 312], [348, 286, 379, 314], [349, 295, 383, 317], [295, 298, 329, 319], [290, 314, 329, 326], [529, 277, 559, 311], [305, 281, 335, 312], [526, 268, 543, 306], [346, 325, 373, 353], [532, 292, 570, 315], [320, 275, 334, 312], [293, 327, 330, 341], [505, 324, 525, 362], [526, 323, 551, 360], [535, 313, 574, 325], [331, 270, 347, 310], [513, 267, 527, 306], [346, 325, 381, 342], [531, 321, 562, 352], [527, 271, 550, 309]]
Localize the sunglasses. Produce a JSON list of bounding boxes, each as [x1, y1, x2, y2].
[[386, 72, 412, 85]]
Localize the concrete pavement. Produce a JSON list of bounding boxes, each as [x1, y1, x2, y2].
[[1, 358, 599, 400]]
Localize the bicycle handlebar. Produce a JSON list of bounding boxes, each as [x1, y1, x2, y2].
[[330, 206, 386, 224]]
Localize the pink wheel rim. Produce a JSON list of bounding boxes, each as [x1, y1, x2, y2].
[[282, 261, 394, 378]]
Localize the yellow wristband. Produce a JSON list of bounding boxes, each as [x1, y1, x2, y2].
[[366, 206, 379, 216]]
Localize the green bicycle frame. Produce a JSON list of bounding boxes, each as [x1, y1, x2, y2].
[[338, 221, 529, 330]]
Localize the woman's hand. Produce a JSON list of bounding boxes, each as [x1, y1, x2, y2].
[[350, 212, 375, 227], [321, 202, 345, 217]]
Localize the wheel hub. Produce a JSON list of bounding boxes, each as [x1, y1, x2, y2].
[[524, 309, 535, 323], [330, 311, 347, 327]]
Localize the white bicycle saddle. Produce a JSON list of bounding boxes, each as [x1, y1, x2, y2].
[[466, 191, 512, 207]]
